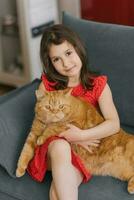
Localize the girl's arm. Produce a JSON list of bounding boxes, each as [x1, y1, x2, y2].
[[81, 83, 120, 141], [60, 84, 120, 142]]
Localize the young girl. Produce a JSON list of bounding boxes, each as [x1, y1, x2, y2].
[[29, 24, 120, 200]]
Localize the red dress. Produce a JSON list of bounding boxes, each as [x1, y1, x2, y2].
[[27, 74, 107, 183]]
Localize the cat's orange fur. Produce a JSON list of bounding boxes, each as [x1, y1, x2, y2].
[[16, 89, 134, 194]]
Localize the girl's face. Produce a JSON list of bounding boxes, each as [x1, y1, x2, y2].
[[49, 40, 82, 84]]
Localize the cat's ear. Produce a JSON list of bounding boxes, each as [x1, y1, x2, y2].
[[35, 89, 44, 100], [64, 88, 73, 96]]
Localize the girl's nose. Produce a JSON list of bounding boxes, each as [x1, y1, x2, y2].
[[62, 58, 70, 68]]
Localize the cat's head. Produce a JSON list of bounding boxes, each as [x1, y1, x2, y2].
[[35, 88, 75, 124]]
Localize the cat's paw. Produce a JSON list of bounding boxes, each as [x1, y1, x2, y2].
[[16, 167, 26, 177], [128, 186, 134, 194], [37, 136, 46, 145], [128, 176, 134, 194]]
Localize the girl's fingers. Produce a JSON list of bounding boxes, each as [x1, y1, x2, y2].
[[77, 143, 93, 153], [91, 139, 100, 144], [71, 139, 101, 151], [73, 140, 100, 146], [73, 142, 94, 153], [89, 142, 99, 147], [71, 139, 101, 153]]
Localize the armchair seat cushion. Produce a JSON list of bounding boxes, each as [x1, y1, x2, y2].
[[0, 165, 133, 200]]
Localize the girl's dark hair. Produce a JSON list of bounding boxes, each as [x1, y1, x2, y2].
[[40, 24, 98, 90]]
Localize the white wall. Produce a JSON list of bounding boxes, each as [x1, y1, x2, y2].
[[17, 0, 59, 80]]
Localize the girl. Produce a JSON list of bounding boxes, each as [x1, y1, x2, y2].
[[30, 24, 120, 200]]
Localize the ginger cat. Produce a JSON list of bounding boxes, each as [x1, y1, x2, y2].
[[16, 89, 134, 194]]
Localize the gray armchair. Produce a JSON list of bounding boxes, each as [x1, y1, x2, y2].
[[0, 12, 134, 200]]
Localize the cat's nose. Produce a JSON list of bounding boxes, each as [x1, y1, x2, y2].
[[52, 110, 58, 114]]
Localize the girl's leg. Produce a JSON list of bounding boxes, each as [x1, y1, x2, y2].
[[48, 139, 83, 200], [49, 181, 58, 200], [50, 171, 83, 200]]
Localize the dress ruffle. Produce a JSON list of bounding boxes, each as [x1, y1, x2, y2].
[[27, 136, 92, 183]]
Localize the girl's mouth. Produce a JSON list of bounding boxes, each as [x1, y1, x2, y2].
[[65, 66, 75, 72]]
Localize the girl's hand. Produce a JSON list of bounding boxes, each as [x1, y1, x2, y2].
[[59, 124, 83, 142], [71, 139, 100, 153]]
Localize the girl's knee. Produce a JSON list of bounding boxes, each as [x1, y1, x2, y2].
[[48, 139, 71, 158]]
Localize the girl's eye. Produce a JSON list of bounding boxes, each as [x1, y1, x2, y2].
[[53, 57, 59, 63], [59, 104, 64, 109], [66, 51, 72, 56]]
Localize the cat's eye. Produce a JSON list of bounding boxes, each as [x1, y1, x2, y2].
[[45, 105, 51, 110], [59, 105, 64, 109]]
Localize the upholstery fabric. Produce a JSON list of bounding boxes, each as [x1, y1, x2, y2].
[[0, 164, 133, 200], [0, 79, 40, 177], [63, 12, 134, 128]]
